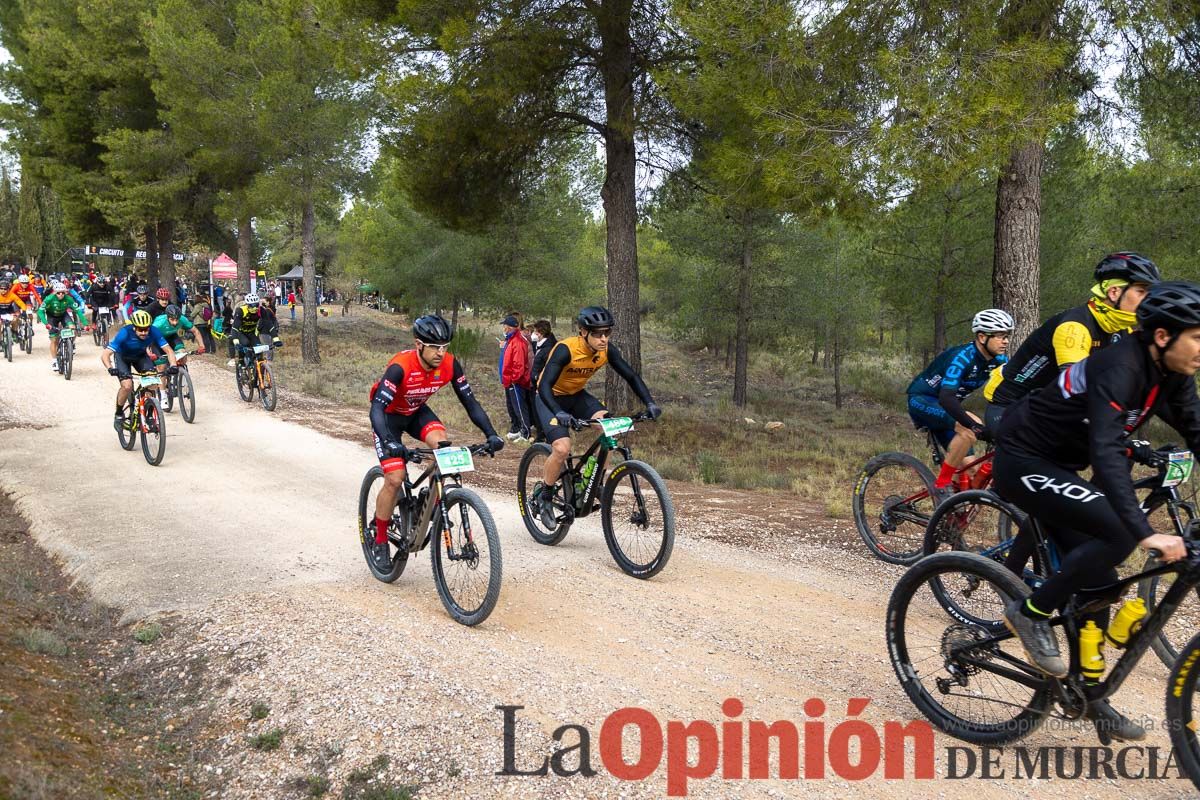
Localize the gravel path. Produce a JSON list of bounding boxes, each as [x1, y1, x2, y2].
[[0, 334, 1193, 798]]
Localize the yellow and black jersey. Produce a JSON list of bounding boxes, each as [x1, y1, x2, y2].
[[536, 335, 653, 413], [984, 300, 1134, 406]]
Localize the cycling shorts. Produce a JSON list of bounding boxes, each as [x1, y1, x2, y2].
[[907, 394, 955, 448], [372, 405, 447, 474], [534, 390, 606, 443], [113, 352, 158, 378]]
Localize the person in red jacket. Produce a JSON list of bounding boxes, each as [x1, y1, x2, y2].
[[500, 314, 533, 441]]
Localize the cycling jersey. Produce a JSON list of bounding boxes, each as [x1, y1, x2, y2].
[[536, 336, 653, 411], [369, 349, 496, 434], [12, 284, 38, 309], [37, 293, 87, 325], [0, 290, 28, 313], [107, 324, 169, 361], [984, 300, 1130, 406], [997, 333, 1200, 542], [124, 294, 156, 317], [152, 313, 194, 338], [89, 285, 117, 307], [907, 341, 1005, 430], [230, 304, 278, 336]]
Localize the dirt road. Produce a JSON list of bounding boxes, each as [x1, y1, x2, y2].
[[0, 333, 1193, 799]]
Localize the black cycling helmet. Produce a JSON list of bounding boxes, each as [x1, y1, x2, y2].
[[1095, 252, 1161, 286], [1136, 281, 1200, 337], [412, 314, 453, 345], [165, 304, 180, 317], [577, 305, 615, 330], [0, 278, 10, 290], [136, 284, 148, 294]]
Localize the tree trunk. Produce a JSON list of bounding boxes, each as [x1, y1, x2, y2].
[[450, 301, 460, 335], [143, 224, 159, 288], [993, 140, 1044, 346], [732, 228, 752, 408], [598, 0, 641, 410], [237, 215, 253, 294], [833, 324, 843, 409], [157, 220, 176, 302], [823, 326, 831, 369], [300, 197, 319, 364], [811, 327, 820, 366]]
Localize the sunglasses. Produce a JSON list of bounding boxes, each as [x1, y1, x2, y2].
[[417, 341, 450, 352], [587, 329, 613, 338], [133, 327, 150, 333]]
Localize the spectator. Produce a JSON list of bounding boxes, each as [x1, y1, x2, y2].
[[287, 290, 296, 320], [192, 294, 216, 354], [274, 282, 283, 307], [222, 295, 236, 359], [499, 314, 533, 442]]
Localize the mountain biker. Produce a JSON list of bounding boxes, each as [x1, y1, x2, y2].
[[984, 252, 1161, 430], [36, 281, 88, 372], [152, 304, 201, 359], [993, 281, 1200, 742], [906, 309, 1013, 494], [87, 277, 119, 330], [0, 277, 29, 340], [124, 285, 156, 320], [102, 309, 178, 430], [367, 314, 505, 567], [531, 305, 662, 529], [146, 287, 173, 322], [227, 293, 281, 367]]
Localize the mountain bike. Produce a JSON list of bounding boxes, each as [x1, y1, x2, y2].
[[161, 348, 197, 423], [235, 342, 277, 411], [853, 428, 997, 565], [93, 306, 114, 347], [357, 442, 501, 626], [116, 369, 168, 466], [1, 314, 13, 362], [20, 308, 33, 354], [922, 443, 1198, 667], [887, 533, 1200, 792], [515, 412, 674, 579], [55, 321, 78, 380]]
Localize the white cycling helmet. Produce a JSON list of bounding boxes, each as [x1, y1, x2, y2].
[[972, 308, 1015, 334], [17, 274, 29, 284], [244, 292, 260, 305], [51, 281, 67, 292]]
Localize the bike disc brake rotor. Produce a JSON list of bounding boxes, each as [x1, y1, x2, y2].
[[878, 495, 905, 532]]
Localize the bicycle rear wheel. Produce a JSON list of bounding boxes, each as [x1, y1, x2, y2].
[[22, 317, 32, 353], [140, 397, 166, 466], [601, 460, 674, 579], [357, 466, 409, 582], [259, 362, 277, 411], [516, 442, 572, 545], [888, 551, 1052, 745], [431, 487, 502, 626], [853, 452, 937, 565]]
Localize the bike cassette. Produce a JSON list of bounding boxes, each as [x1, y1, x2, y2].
[[878, 495, 904, 532], [940, 624, 994, 676]]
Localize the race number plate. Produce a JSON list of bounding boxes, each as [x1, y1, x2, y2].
[[60, 327, 75, 339], [598, 417, 634, 436], [98, 306, 111, 315], [434, 446, 475, 475], [1164, 451, 1194, 488], [138, 375, 161, 389], [253, 343, 271, 354]]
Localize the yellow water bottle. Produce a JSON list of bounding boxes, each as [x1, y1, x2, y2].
[[1106, 598, 1147, 648], [1080, 621, 1106, 681]]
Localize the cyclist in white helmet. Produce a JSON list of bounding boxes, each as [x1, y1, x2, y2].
[[227, 292, 280, 367], [906, 307, 1014, 496]]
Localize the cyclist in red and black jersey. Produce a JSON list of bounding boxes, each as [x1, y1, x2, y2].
[[366, 314, 505, 566], [994, 281, 1200, 741]]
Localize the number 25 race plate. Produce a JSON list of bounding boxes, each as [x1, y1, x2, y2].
[[434, 446, 475, 475]]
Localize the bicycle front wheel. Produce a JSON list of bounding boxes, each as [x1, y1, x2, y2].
[[853, 452, 937, 565], [1139, 498, 1199, 666], [140, 397, 166, 466], [177, 368, 196, 423], [601, 459, 675, 579], [431, 487, 502, 626], [118, 396, 137, 451], [62, 337, 74, 380], [888, 551, 1052, 745], [1166, 631, 1200, 791], [236, 361, 255, 402], [3, 325, 11, 362], [259, 362, 277, 411]]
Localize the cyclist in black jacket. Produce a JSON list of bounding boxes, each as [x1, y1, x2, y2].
[[994, 281, 1200, 741]]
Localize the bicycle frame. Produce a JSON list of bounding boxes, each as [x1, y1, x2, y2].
[[395, 445, 484, 557]]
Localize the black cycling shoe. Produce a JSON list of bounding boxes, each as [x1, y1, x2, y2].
[[533, 482, 559, 530], [1086, 699, 1146, 745], [370, 540, 392, 569], [1003, 599, 1067, 677], [113, 412, 125, 432]]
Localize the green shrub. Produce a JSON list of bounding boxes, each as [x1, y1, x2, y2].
[[249, 729, 284, 751], [20, 628, 68, 656], [250, 701, 270, 721], [133, 623, 162, 644]]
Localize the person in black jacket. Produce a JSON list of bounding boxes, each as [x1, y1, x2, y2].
[[529, 320, 556, 442], [994, 281, 1200, 741]]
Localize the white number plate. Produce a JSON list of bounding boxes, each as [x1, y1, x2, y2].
[[138, 375, 161, 389], [98, 306, 111, 315], [60, 327, 75, 339], [1164, 451, 1194, 488], [434, 446, 475, 475], [598, 417, 634, 436], [253, 343, 271, 354]]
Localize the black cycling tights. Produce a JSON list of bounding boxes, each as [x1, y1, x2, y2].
[[993, 449, 1141, 614]]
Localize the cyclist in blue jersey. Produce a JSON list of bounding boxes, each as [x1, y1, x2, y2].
[[907, 308, 1014, 493], [101, 309, 179, 430]]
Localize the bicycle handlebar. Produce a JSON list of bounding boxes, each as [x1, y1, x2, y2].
[[574, 410, 653, 430], [407, 442, 494, 464]]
